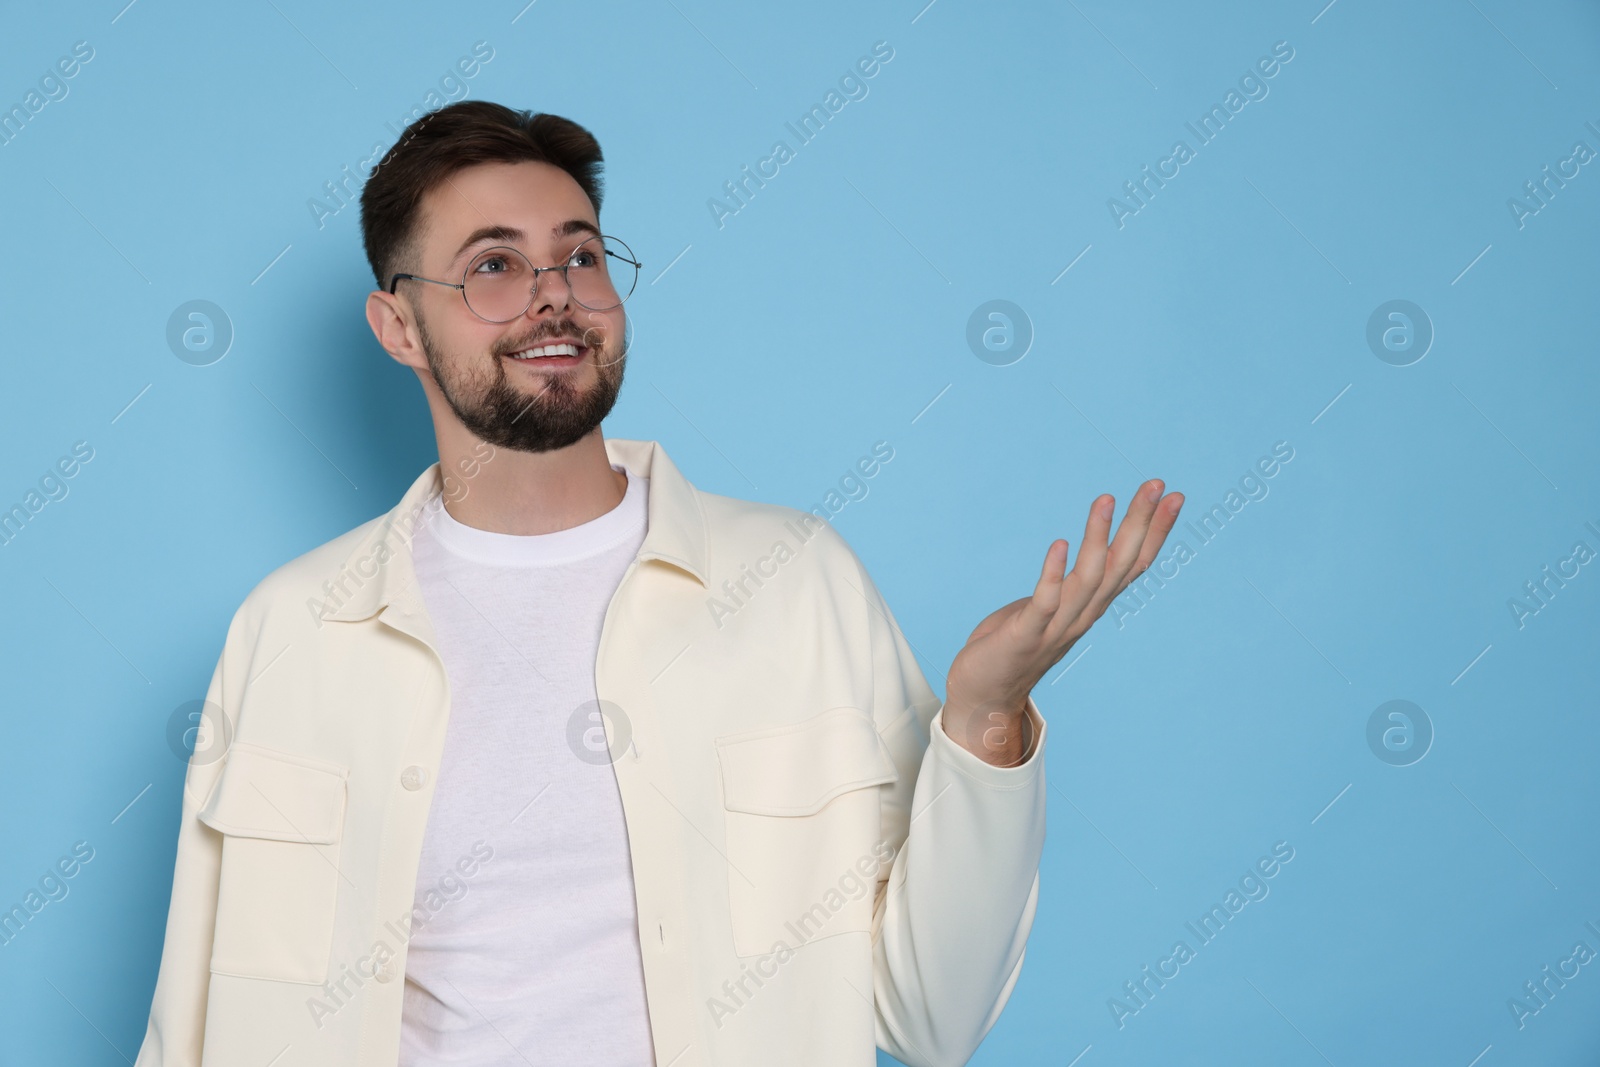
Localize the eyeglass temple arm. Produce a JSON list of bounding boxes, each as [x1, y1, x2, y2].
[[387, 274, 464, 295]]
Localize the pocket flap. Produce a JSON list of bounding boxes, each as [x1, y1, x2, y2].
[[715, 707, 898, 817], [197, 742, 348, 844]]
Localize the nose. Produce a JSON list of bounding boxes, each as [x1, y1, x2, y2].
[[526, 265, 575, 318]]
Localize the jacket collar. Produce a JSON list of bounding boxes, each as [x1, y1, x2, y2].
[[321, 437, 709, 630]]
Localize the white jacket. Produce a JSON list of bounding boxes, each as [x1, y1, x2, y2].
[[134, 437, 1047, 1066]]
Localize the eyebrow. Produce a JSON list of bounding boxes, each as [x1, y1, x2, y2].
[[450, 218, 600, 264]]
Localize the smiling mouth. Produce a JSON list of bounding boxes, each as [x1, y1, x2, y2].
[[505, 342, 587, 361]]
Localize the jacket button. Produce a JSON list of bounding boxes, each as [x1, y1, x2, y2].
[[400, 765, 427, 791], [375, 957, 398, 983]]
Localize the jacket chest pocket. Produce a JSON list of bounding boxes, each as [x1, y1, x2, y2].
[[196, 742, 349, 985], [714, 707, 899, 959]]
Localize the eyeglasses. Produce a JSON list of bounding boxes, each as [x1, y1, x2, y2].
[[388, 234, 641, 321]]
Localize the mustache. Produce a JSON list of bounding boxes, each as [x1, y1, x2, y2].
[[496, 317, 621, 355], [495, 319, 582, 356], [494, 319, 626, 368]]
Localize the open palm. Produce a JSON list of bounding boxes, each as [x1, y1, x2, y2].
[[944, 478, 1186, 752]]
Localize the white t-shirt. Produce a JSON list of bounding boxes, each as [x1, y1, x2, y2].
[[399, 463, 655, 1066]]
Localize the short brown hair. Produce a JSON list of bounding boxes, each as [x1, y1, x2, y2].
[[359, 101, 605, 290]]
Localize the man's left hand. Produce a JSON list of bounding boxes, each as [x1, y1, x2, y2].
[[942, 478, 1185, 766]]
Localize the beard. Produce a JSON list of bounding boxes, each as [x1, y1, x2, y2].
[[417, 312, 627, 454]]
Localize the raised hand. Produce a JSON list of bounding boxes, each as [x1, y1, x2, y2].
[[941, 478, 1185, 765]]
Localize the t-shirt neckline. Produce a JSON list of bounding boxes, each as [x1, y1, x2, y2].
[[424, 463, 646, 567]]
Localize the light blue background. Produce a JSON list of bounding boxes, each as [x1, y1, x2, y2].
[[1, 1, 1597, 1063]]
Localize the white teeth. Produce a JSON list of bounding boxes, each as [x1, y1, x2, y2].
[[511, 342, 579, 359]]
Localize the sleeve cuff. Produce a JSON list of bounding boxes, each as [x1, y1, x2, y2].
[[930, 695, 1047, 784]]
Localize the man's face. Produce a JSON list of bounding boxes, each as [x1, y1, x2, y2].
[[403, 160, 628, 454]]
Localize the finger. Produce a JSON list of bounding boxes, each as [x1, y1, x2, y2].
[[1119, 492, 1185, 593], [1057, 494, 1115, 621], [1100, 478, 1167, 598], [1020, 538, 1070, 633]]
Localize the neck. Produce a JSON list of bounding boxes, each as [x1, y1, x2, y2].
[[436, 425, 627, 535]]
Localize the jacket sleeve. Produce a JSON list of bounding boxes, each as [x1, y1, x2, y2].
[[847, 549, 1048, 1067], [134, 602, 254, 1066]]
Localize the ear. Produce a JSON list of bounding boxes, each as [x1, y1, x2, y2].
[[366, 289, 428, 373]]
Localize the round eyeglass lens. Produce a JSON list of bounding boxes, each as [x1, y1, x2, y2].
[[461, 247, 530, 322], [581, 235, 639, 310]]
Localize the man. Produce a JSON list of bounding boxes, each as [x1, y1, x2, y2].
[[134, 101, 1183, 1066]]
